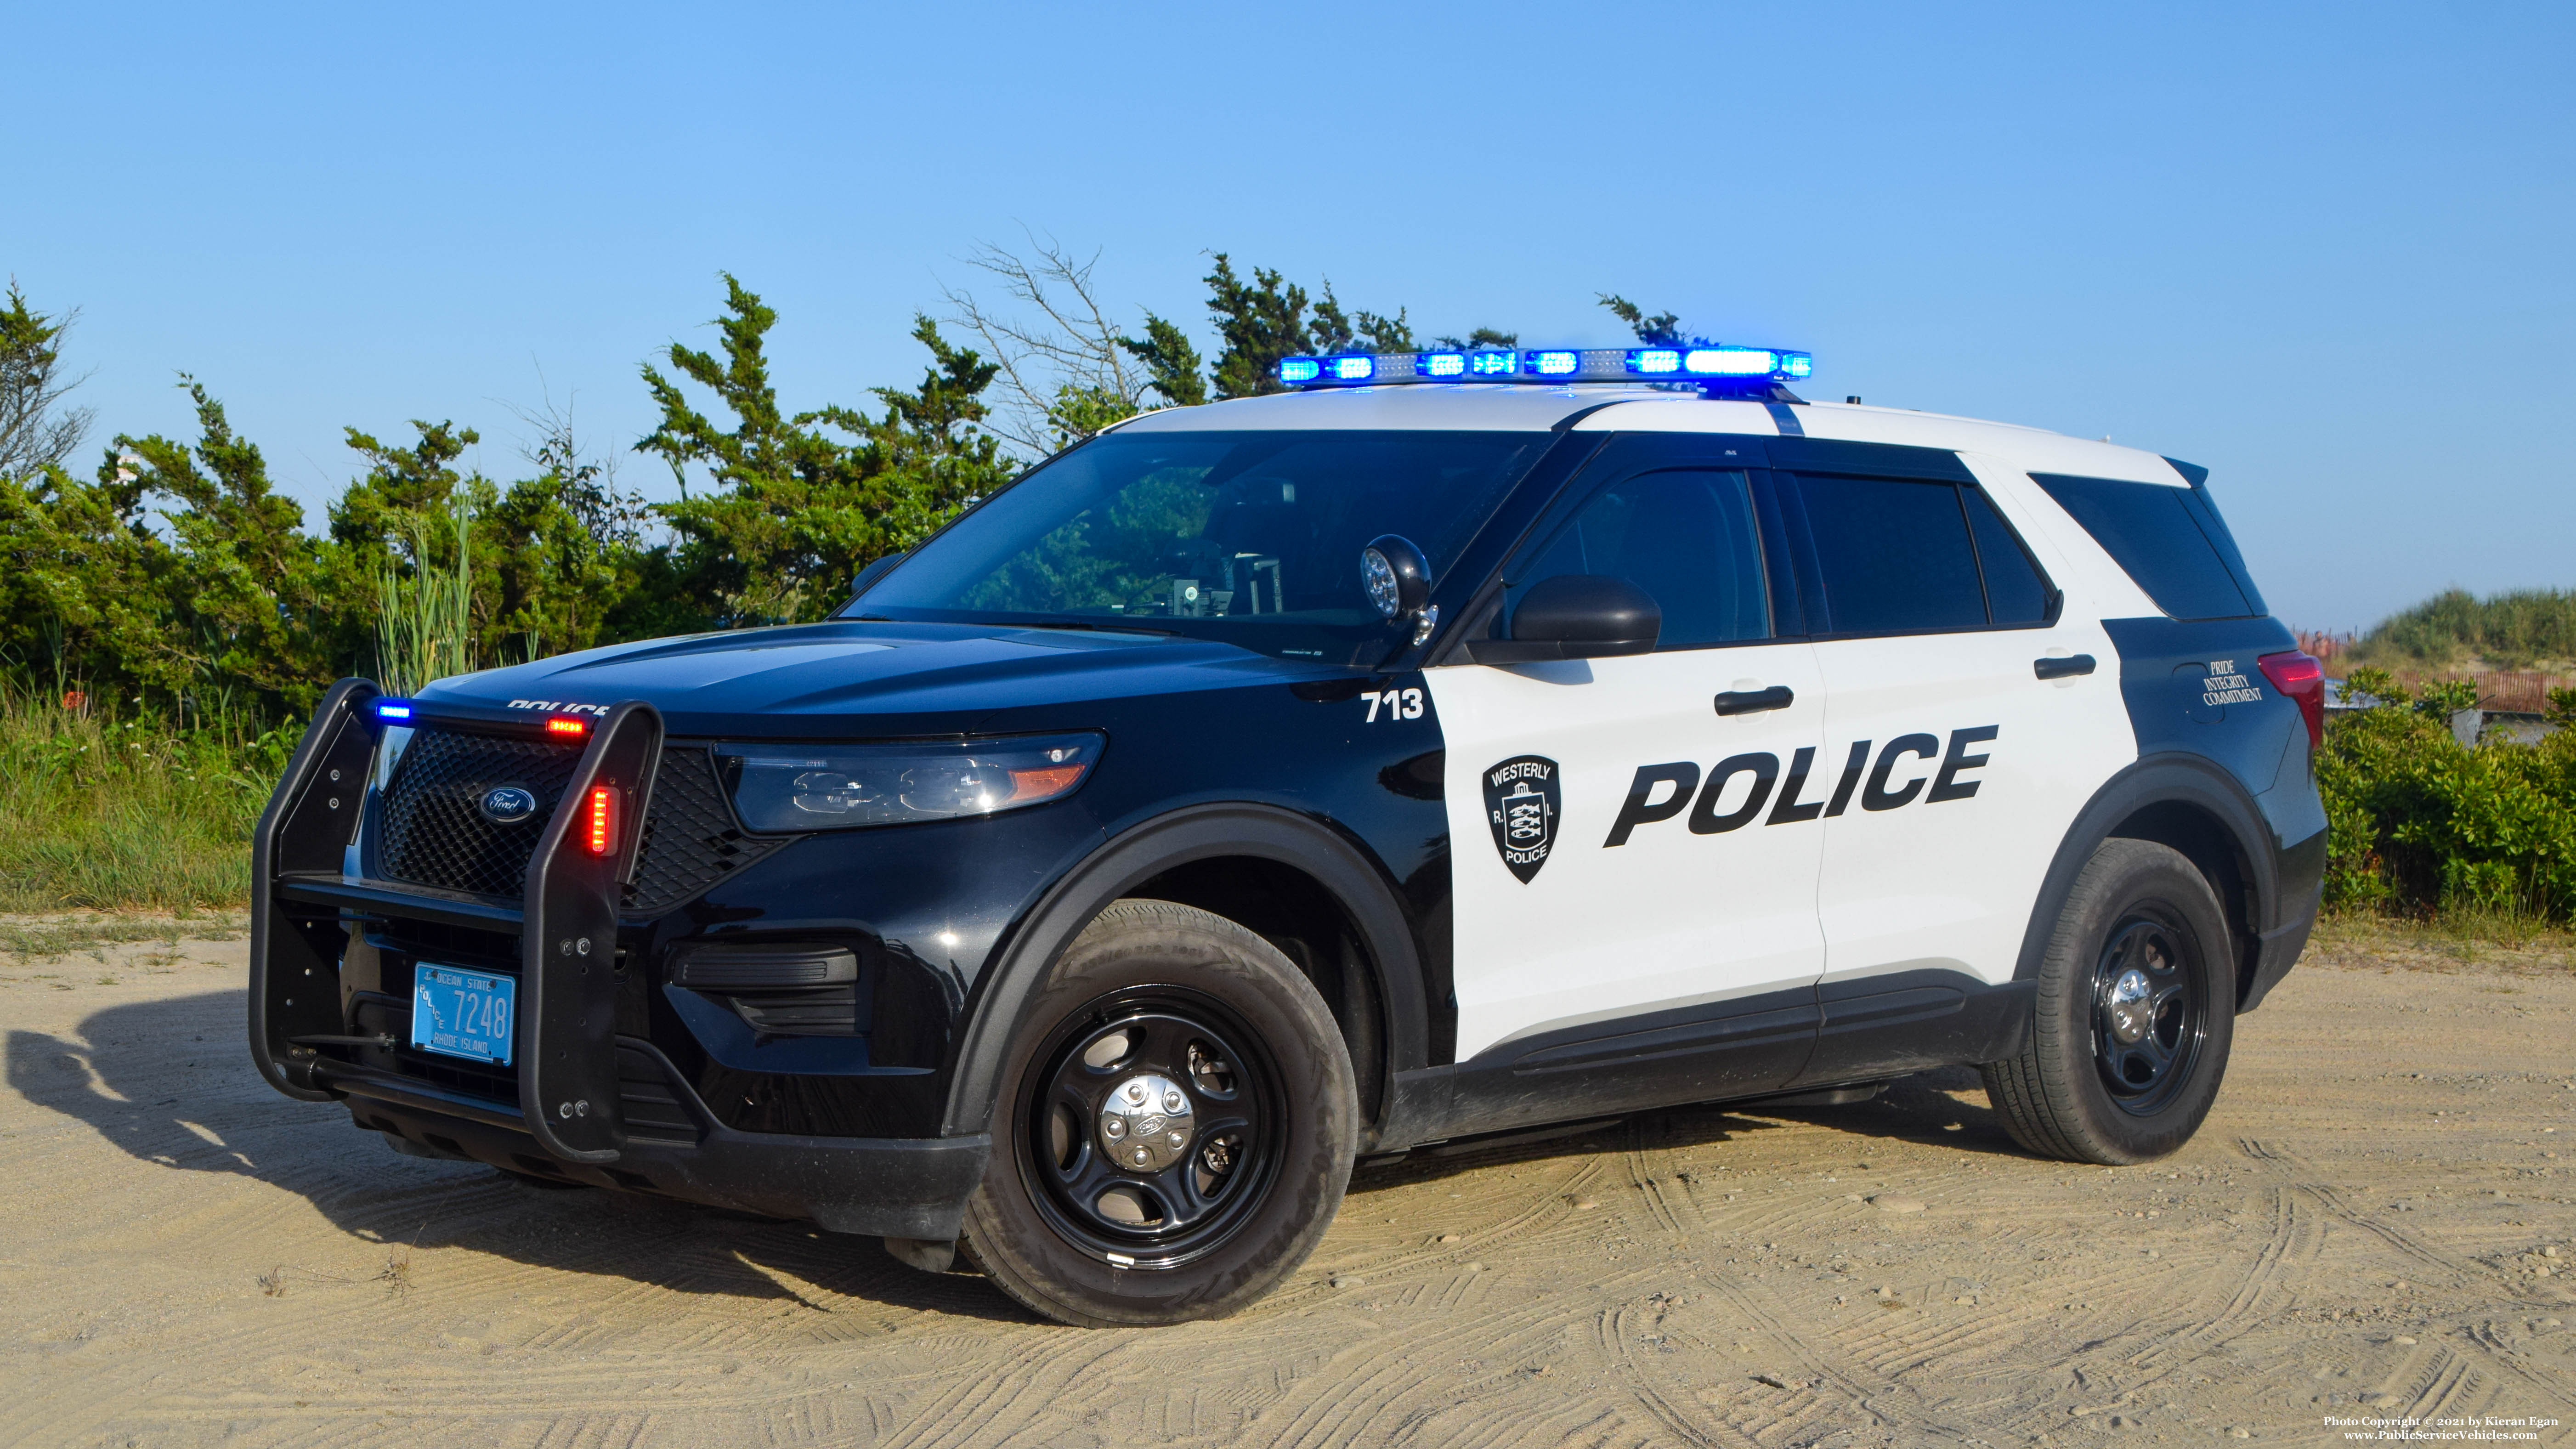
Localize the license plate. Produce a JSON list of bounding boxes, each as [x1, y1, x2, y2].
[[409, 962, 517, 1065]]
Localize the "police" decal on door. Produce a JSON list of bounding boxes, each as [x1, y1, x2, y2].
[[1603, 727, 1999, 847]]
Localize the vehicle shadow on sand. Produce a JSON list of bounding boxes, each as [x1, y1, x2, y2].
[[6, 986, 1025, 1322]]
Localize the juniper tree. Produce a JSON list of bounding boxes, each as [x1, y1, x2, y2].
[[640, 274, 1016, 626]]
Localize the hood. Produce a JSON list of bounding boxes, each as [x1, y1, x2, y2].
[[417, 621, 1317, 738]]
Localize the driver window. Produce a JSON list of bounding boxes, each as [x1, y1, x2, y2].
[[1511, 469, 1771, 649]]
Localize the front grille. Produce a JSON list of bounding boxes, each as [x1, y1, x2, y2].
[[623, 748, 787, 914], [379, 730, 583, 898], [373, 730, 790, 915]]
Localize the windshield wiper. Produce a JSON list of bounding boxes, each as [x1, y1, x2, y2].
[[974, 618, 1181, 637]]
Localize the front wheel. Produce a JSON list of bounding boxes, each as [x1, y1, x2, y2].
[[962, 899, 1358, 1326], [1982, 838, 2236, 1164]]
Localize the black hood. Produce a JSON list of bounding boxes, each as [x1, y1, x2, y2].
[[415, 621, 1324, 738]]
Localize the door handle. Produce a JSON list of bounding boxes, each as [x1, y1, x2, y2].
[[2033, 654, 2096, 680], [1714, 685, 1795, 715]]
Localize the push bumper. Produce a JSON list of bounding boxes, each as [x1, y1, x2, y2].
[[248, 679, 986, 1240]]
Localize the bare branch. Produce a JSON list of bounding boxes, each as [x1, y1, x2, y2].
[[939, 229, 1150, 455]]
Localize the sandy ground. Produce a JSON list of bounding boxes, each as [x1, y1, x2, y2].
[[2, 921, 2572, 1449]]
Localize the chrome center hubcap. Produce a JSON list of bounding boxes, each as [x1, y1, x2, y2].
[[1099, 1073, 1194, 1172], [2107, 968, 2154, 1043]]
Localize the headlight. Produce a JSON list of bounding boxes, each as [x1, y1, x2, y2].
[[719, 732, 1103, 832]]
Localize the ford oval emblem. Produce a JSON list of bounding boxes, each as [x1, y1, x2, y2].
[[479, 785, 540, 825]]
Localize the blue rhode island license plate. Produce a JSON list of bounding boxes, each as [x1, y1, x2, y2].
[[409, 962, 517, 1065]]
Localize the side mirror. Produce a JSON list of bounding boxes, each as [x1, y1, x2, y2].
[[1466, 574, 1661, 663], [849, 552, 906, 599]]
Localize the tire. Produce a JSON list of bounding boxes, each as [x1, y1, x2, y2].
[[1981, 838, 2236, 1165], [961, 899, 1358, 1327]]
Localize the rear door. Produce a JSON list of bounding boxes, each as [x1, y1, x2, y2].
[[1772, 450, 2130, 1078], [1429, 437, 1825, 1101]]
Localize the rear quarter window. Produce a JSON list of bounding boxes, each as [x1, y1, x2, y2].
[[2030, 473, 2263, 621]]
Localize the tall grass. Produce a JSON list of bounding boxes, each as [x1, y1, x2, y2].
[[374, 504, 480, 696], [2346, 587, 2576, 670], [0, 679, 291, 912]]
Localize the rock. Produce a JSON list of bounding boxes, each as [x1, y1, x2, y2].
[[2370, 1394, 2402, 1409], [1570, 1197, 1599, 1211], [1752, 1372, 1790, 1389], [1463, 1262, 1484, 1272], [1436, 1233, 1461, 1244], [1870, 1196, 1925, 1214], [2230, 1429, 2252, 1440], [2394, 1335, 2417, 1345], [1330, 1274, 1366, 1289]]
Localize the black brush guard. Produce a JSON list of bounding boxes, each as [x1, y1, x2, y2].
[[247, 678, 987, 1237]]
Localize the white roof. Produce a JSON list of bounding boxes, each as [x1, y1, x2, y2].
[[1114, 384, 2192, 487]]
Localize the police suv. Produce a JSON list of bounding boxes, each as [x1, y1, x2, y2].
[[249, 342, 2327, 1326]]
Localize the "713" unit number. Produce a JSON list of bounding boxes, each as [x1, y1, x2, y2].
[[1364, 688, 1425, 722]]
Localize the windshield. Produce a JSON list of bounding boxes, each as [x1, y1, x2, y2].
[[847, 429, 1551, 662]]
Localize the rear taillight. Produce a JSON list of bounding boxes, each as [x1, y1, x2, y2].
[[2259, 650, 2326, 749], [586, 786, 616, 856]]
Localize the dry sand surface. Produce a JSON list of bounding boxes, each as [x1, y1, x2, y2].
[[3, 917, 2572, 1448]]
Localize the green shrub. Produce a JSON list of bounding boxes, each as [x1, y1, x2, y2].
[[2317, 666, 2576, 922]]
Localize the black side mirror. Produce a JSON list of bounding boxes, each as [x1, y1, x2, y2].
[[849, 552, 906, 599], [1466, 574, 1661, 663]]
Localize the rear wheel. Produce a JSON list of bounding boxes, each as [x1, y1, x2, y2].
[[1982, 838, 2236, 1164], [962, 899, 1357, 1326]]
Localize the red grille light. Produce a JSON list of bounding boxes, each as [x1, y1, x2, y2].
[[546, 717, 589, 739], [586, 786, 616, 856], [2258, 650, 2326, 749]]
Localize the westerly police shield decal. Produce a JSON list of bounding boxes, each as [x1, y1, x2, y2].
[[1483, 755, 1560, 884]]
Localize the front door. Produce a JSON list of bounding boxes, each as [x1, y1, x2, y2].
[[1430, 457, 1826, 1104]]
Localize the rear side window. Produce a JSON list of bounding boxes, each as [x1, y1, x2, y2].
[[1792, 474, 1989, 634], [1513, 469, 1770, 649], [1963, 487, 2053, 625], [2030, 473, 2261, 620]]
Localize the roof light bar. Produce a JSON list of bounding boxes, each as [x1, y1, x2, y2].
[[1276, 345, 1812, 389]]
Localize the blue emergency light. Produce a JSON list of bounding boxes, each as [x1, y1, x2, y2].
[[374, 699, 414, 721], [1276, 343, 1812, 390]]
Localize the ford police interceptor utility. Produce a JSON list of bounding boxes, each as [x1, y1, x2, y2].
[[248, 341, 2327, 1326]]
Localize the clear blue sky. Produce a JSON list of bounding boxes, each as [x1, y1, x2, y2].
[[6, 3, 2569, 633]]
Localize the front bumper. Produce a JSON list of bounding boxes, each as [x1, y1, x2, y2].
[[331, 1040, 988, 1238], [248, 679, 985, 1239]]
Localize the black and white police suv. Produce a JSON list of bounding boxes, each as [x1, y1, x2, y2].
[[249, 341, 2326, 1326]]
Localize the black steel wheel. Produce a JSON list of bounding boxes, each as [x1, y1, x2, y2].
[[961, 899, 1357, 1326], [2089, 913, 2206, 1115], [1982, 838, 2236, 1164], [1021, 989, 1283, 1269]]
